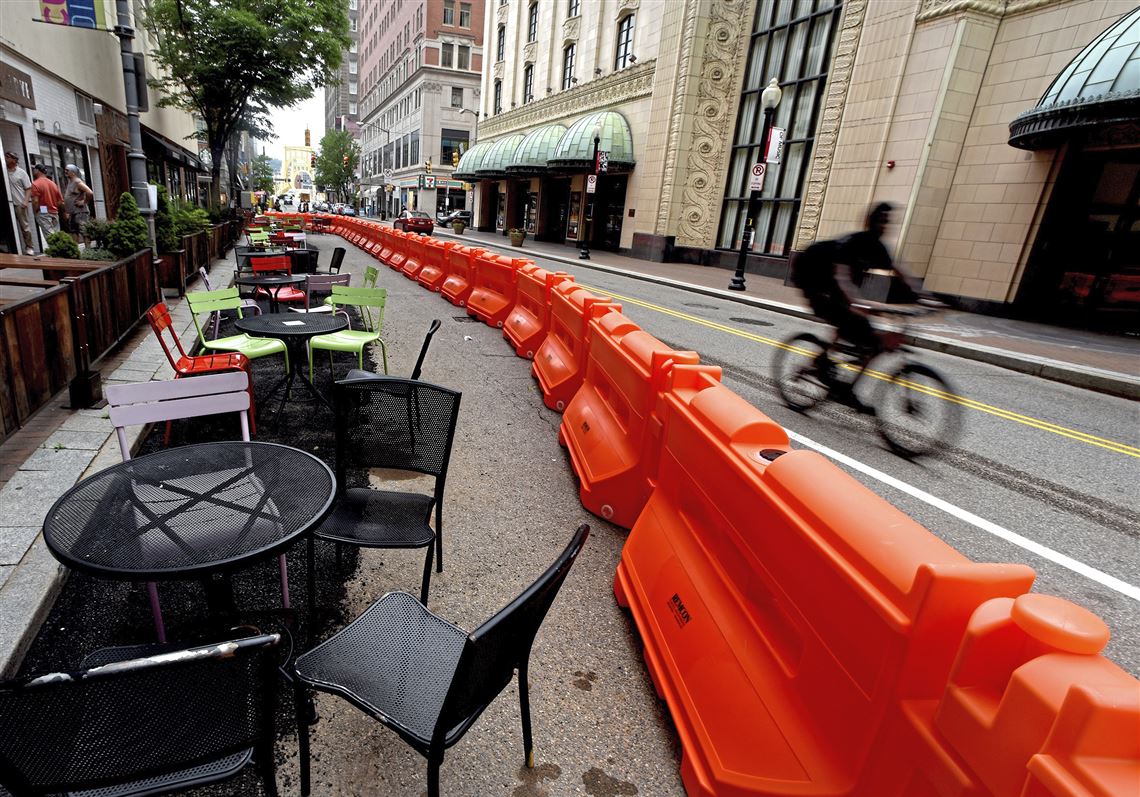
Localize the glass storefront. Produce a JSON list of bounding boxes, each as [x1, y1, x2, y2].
[[36, 134, 92, 193]]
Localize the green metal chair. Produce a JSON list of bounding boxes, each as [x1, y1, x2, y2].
[[247, 230, 270, 246], [324, 264, 377, 309], [309, 286, 388, 380], [186, 287, 290, 369]]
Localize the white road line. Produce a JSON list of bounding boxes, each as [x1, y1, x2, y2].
[[787, 430, 1140, 603]]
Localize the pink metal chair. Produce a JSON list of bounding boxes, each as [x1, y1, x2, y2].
[[106, 373, 291, 642]]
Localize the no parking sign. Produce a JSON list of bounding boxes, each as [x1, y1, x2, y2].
[[748, 162, 766, 191]]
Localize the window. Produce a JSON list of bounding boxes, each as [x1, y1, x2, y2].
[[459, 2, 471, 27], [443, 0, 454, 25], [562, 43, 576, 90], [523, 64, 534, 103], [493, 79, 502, 114], [527, 3, 538, 42], [349, 40, 357, 53], [349, 81, 358, 95], [458, 45, 470, 70], [451, 87, 463, 107], [441, 129, 469, 164], [441, 43, 453, 68], [349, 60, 358, 74], [410, 130, 419, 167], [717, 0, 842, 255], [615, 14, 634, 69], [350, 16, 357, 32], [349, 101, 358, 115], [567, 0, 579, 16], [75, 92, 95, 126], [496, 25, 505, 61]]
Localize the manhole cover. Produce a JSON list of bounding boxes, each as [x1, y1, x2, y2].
[[452, 316, 479, 323], [729, 317, 774, 327]]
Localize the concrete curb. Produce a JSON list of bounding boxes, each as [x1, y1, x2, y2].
[[431, 227, 1140, 401]]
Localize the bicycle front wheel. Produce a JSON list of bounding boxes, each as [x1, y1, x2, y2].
[[874, 362, 962, 458], [774, 333, 831, 412]]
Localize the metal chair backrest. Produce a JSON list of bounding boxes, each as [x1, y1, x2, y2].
[[197, 266, 215, 290], [185, 287, 245, 343], [106, 373, 252, 461], [146, 303, 191, 369], [304, 274, 351, 310], [433, 525, 589, 747], [363, 265, 379, 289], [410, 319, 443, 381], [332, 376, 461, 492], [251, 255, 292, 276], [328, 247, 346, 274], [0, 634, 281, 797], [329, 285, 386, 332]]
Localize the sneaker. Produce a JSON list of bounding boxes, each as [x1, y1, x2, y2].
[[25, 248, 34, 255]]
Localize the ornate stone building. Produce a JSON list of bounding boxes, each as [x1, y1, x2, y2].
[[462, 0, 1138, 323]]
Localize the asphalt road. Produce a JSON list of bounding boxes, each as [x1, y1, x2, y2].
[[519, 254, 1140, 675]]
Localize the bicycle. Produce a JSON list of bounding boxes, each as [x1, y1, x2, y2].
[[773, 303, 962, 458]]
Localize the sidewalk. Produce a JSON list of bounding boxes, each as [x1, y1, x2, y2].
[[419, 223, 1140, 398]]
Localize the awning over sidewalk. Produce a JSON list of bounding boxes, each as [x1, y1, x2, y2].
[[475, 133, 525, 179], [453, 141, 495, 180], [1009, 6, 1140, 150], [548, 110, 635, 172], [505, 124, 568, 176]]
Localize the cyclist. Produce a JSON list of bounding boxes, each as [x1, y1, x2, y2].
[[791, 202, 919, 413]]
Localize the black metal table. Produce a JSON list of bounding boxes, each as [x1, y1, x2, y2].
[[235, 273, 307, 313], [235, 313, 348, 412], [42, 441, 336, 639]]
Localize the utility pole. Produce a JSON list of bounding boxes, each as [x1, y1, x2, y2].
[[114, 0, 155, 246]]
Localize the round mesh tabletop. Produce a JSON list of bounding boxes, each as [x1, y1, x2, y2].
[[235, 314, 347, 339], [43, 442, 336, 580], [234, 274, 306, 287]]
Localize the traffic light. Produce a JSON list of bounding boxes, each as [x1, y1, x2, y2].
[[452, 150, 459, 167], [310, 153, 316, 168], [342, 155, 349, 168], [425, 157, 432, 174]]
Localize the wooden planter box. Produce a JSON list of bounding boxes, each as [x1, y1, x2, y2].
[[156, 249, 187, 295]]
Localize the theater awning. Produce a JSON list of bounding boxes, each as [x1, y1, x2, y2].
[[548, 110, 635, 172], [475, 133, 525, 179], [505, 124, 568, 176], [453, 141, 494, 180]]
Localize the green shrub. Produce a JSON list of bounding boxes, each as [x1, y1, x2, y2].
[[155, 187, 180, 253], [107, 193, 150, 256], [45, 231, 81, 259], [80, 248, 117, 261], [82, 219, 112, 250], [173, 205, 210, 238]]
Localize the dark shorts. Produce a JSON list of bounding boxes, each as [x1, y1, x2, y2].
[[69, 210, 90, 234], [806, 292, 879, 354]]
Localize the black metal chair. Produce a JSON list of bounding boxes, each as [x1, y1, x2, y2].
[[326, 246, 346, 274], [294, 524, 589, 797], [347, 318, 442, 382], [309, 376, 462, 610], [0, 633, 281, 796]]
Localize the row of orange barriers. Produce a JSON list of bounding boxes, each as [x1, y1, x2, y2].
[[299, 212, 1139, 797]]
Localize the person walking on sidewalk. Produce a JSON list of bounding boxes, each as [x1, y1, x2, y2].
[[63, 164, 94, 244], [5, 152, 35, 254], [29, 164, 64, 244]]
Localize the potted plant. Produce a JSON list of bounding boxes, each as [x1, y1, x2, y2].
[[452, 219, 466, 234], [509, 228, 526, 247]]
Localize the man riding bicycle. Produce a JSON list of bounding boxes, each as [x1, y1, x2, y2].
[[791, 202, 920, 413]]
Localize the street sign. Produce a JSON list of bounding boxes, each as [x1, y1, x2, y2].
[[383, 168, 393, 180], [596, 151, 609, 173], [748, 162, 766, 191], [586, 174, 597, 194], [766, 127, 786, 164], [424, 175, 436, 189]]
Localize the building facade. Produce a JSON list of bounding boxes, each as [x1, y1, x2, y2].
[[325, 0, 361, 137], [462, 0, 1137, 325], [357, 0, 485, 218], [1, 0, 203, 254]]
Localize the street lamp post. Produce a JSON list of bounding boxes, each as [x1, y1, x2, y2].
[[729, 78, 782, 291], [578, 123, 601, 260], [360, 120, 390, 217], [456, 107, 480, 219]]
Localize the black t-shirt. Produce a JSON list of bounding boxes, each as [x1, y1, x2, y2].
[[792, 232, 894, 295]]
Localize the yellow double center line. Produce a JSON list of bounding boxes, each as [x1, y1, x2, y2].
[[579, 283, 1140, 459]]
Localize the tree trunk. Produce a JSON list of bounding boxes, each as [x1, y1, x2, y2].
[[209, 140, 226, 208]]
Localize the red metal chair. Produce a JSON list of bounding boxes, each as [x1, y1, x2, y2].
[[251, 255, 307, 305], [146, 303, 257, 435], [269, 232, 302, 249]]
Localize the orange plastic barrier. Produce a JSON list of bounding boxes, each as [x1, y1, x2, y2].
[[417, 240, 454, 292], [440, 244, 485, 307], [388, 231, 408, 271], [614, 372, 1036, 797], [504, 264, 572, 359], [532, 282, 619, 411], [559, 311, 700, 528], [467, 252, 529, 328], [377, 228, 396, 267], [365, 225, 383, 256], [401, 234, 425, 280]]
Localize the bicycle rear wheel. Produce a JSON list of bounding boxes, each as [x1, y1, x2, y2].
[[774, 333, 831, 412], [874, 362, 962, 458]]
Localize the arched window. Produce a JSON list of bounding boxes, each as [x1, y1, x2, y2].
[[527, 2, 539, 42], [496, 25, 505, 61], [615, 14, 635, 69], [568, 0, 580, 16], [523, 64, 534, 103], [493, 80, 503, 114], [562, 43, 576, 90]]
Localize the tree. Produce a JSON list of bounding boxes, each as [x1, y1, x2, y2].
[[107, 193, 151, 257], [250, 153, 276, 196], [142, 0, 350, 207], [314, 129, 359, 204]]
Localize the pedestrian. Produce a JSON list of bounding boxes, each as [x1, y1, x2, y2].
[[4, 152, 35, 254], [29, 164, 64, 245], [63, 164, 94, 244]]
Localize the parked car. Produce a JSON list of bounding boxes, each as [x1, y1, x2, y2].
[[394, 210, 434, 234], [332, 203, 345, 214], [436, 210, 472, 227], [342, 206, 357, 216]]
